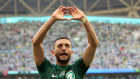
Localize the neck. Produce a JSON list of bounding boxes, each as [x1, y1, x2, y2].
[[56, 61, 70, 66]]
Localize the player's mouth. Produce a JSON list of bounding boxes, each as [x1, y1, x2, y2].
[[60, 53, 68, 56], [60, 52, 68, 57]]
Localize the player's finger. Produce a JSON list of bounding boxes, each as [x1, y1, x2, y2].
[[67, 19, 71, 21], [69, 17, 77, 20], [71, 7, 76, 11], [67, 11, 72, 15], [67, 7, 74, 12], [64, 11, 68, 14], [58, 6, 62, 9], [73, 6, 77, 10], [62, 7, 66, 11], [70, 17, 81, 20], [59, 18, 67, 21], [62, 18, 69, 21], [58, 18, 63, 21], [59, 6, 63, 10], [70, 8, 74, 12], [66, 7, 70, 10]]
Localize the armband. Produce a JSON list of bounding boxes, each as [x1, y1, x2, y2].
[[80, 16, 88, 24]]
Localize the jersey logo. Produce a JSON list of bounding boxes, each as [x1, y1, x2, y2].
[[66, 70, 75, 79], [52, 74, 58, 77], [52, 71, 65, 78]]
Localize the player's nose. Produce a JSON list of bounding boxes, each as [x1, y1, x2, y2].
[[62, 45, 66, 51]]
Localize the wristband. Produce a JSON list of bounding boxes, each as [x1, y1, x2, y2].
[[80, 16, 88, 24]]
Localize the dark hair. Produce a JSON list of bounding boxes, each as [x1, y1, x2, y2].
[[53, 36, 71, 49]]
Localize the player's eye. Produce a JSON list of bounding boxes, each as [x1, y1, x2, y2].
[[58, 44, 63, 48], [65, 44, 70, 48]]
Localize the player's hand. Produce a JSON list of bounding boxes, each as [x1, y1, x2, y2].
[[67, 6, 86, 21], [52, 6, 69, 21]]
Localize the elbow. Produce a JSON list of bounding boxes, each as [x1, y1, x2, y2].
[[96, 40, 99, 46], [90, 40, 99, 47], [32, 38, 40, 45], [32, 38, 36, 45]]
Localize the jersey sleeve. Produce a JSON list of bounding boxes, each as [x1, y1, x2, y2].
[[36, 58, 52, 75], [73, 58, 90, 76]]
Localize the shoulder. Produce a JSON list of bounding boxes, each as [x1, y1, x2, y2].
[[69, 58, 89, 78], [36, 58, 53, 72]]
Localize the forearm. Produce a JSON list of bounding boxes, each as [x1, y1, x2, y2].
[[32, 17, 56, 45], [82, 20, 99, 66], [83, 20, 99, 46]]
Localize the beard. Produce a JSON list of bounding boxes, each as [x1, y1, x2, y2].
[[56, 52, 71, 64]]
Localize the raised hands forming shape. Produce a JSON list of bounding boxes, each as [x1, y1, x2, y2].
[[51, 6, 86, 21]]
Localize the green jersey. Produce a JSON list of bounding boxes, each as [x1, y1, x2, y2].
[[37, 58, 89, 79]]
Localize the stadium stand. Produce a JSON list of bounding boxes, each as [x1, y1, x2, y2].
[[0, 21, 140, 72]]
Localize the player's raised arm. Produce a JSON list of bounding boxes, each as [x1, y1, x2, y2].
[[32, 6, 68, 66], [67, 6, 99, 67]]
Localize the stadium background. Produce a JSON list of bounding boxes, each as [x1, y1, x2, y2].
[[0, 0, 140, 79]]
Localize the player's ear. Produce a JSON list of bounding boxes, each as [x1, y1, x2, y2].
[[51, 50, 55, 56], [71, 50, 73, 56]]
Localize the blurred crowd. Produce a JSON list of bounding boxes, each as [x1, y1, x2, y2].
[[0, 21, 140, 72]]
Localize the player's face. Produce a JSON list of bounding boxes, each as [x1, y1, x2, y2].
[[53, 39, 73, 64]]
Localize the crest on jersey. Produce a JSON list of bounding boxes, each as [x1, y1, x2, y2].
[[66, 70, 75, 79]]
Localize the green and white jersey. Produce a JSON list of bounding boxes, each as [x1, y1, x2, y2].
[[37, 58, 89, 79]]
